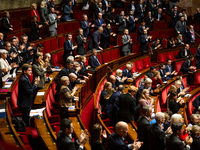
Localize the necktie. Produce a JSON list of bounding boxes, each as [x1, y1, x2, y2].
[[95, 56, 101, 65], [85, 21, 87, 26], [99, 19, 102, 26]]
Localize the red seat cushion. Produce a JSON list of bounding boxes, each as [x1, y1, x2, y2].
[[117, 35, 122, 45], [133, 44, 140, 53], [110, 49, 119, 60], [64, 23, 72, 32], [102, 51, 111, 63], [131, 62, 137, 73], [57, 24, 64, 34], [50, 38, 58, 50], [58, 36, 65, 48], [71, 21, 80, 31], [135, 60, 144, 72], [158, 53, 166, 63], [43, 40, 51, 52], [97, 54, 103, 64], [175, 61, 184, 72], [142, 57, 151, 68]]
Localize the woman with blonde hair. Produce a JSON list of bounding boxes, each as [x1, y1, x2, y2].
[[100, 82, 112, 109], [104, 88, 115, 100], [139, 89, 153, 116], [151, 71, 163, 89], [40, 1, 49, 25], [176, 34, 184, 46], [31, 3, 40, 21], [115, 69, 127, 86]]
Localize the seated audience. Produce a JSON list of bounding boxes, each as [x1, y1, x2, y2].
[[150, 38, 161, 50], [175, 34, 184, 46], [193, 94, 200, 113], [168, 91, 184, 114], [128, 10, 138, 33], [109, 75, 117, 90], [176, 76, 190, 93], [140, 29, 152, 54], [167, 37, 176, 49], [139, 89, 153, 116], [106, 121, 143, 150], [4, 41, 17, 64], [174, 80, 186, 97], [89, 49, 101, 68], [62, 1, 73, 21], [88, 27, 103, 51], [122, 62, 135, 81], [127, 0, 136, 14], [179, 9, 187, 21], [139, 73, 149, 87], [43, 53, 55, 73], [76, 28, 87, 56], [137, 20, 149, 42], [105, 8, 116, 24], [115, 69, 127, 86], [90, 123, 107, 150], [137, 105, 152, 150], [154, 7, 162, 21], [0, 11, 13, 34], [100, 81, 112, 109], [165, 59, 177, 80], [146, 11, 155, 30], [175, 44, 192, 59], [94, 13, 106, 31], [73, 62, 87, 80], [185, 25, 195, 44], [188, 114, 199, 127], [116, 86, 138, 123], [101, 24, 116, 49], [68, 73, 82, 90], [196, 44, 200, 69], [29, 16, 43, 41], [180, 55, 196, 75], [121, 29, 132, 56], [191, 125, 200, 150], [80, 14, 94, 39], [158, 64, 171, 81], [40, 1, 49, 25], [175, 16, 187, 35], [59, 76, 78, 119], [166, 122, 193, 150], [56, 118, 89, 150], [171, 6, 180, 27], [118, 11, 127, 34], [151, 70, 163, 89], [63, 33, 78, 62], [147, 66, 156, 79], [31, 3, 40, 21]]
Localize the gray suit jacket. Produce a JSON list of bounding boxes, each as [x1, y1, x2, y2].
[[118, 15, 126, 32], [175, 20, 186, 33], [48, 13, 58, 32], [121, 35, 132, 52]]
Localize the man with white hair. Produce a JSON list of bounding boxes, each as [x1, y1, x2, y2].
[[170, 113, 183, 126], [148, 112, 166, 150], [68, 73, 81, 91], [44, 53, 55, 73], [185, 25, 196, 44], [188, 114, 199, 127], [174, 80, 186, 97], [122, 63, 135, 81], [73, 61, 88, 80]]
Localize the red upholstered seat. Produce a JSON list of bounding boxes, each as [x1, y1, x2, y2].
[[71, 21, 80, 31], [102, 51, 111, 63], [182, 77, 187, 88], [188, 94, 200, 116], [97, 54, 103, 64], [58, 36, 65, 48], [21, 17, 29, 28], [102, 118, 111, 127], [64, 23, 72, 32], [11, 20, 21, 31], [109, 48, 119, 60], [72, 33, 78, 43], [52, 53, 62, 66], [136, 76, 143, 88], [57, 24, 64, 34], [107, 126, 114, 133], [173, 50, 179, 56], [43, 40, 51, 52], [133, 44, 140, 53], [135, 60, 143, 72], [149, 31, 159, 41], [154, 21, 167, 30], [161, 89, 167, 111], [175, 61, 184, 73], [52, 82, 57, 95], [162, 39, 168, 48], [159, 30, 167, 39], [131, 62, 137, 73], [194, 72, 200, 88], [166, 52, 176, 60], [142, 57, 155, 68], [190, 48, 196, 55], [117, 35, 122, 45], [158, 53, 166, 63], [167, 29, 176, 37], [50, 38, 58, 50], [130, 33, 138, 43]]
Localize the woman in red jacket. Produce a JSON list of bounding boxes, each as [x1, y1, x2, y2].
[[31, 3, 40, 22], [151, 71, 163, 89]]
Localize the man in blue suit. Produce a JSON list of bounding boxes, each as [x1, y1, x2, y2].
[[137, 20, 149, 42], [128, 11, 138, 32], [122, 63, 134, 80], [17, 64, 40, 126], [139, 29, 152, 53], [158, 64, 171, 81], [80, 14, 94, 39], [62, 1, 73, 21], [87, 27, 103, 51], [136, 0, 145, 21], [165, 59, 177, 80], [106, 121, 143, 150], [63, 33, 78, 62], [180, 55, 196, 75], [89, 49, 101, 68], [175, 44, 193, 59], [171, 6, 180, 27], [94, 13, 106, 31]]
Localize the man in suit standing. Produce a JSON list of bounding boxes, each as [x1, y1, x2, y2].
[[48, 7, 61, 37], [121, 29, 132, 56], [95, 2, 105, 18], [148, 112, 166, 150], [56, 118, 89, 150], [80, 14, 94, 39], [154, 7, 162, 21], [136, 0, 145, 21], [116, 86, 138, 123], [17, 64, 40, 126], [140, 29, 152, 53], [118, 11, 127, 34], [94, 13, 106, 31], [180, 55, 196, 75], [166, 122, 193, 150], [171, 6, 180, 27], [48, 0, 60, 14], [158, 64, 171, 81], [89, 49, 101, 68], [0, 11, 13, 35], [88, 27, 103, 52], [76, 28, 87, 56], [175, 16, 187, 35], [137, 105, 152, 150], [106, 121, 143, 150], [62, 1, 73, 21], [175, 44, 193, 59], [127, 11, 138, 33], [63, 33, 78, 62], [165, 59, 177, 80], [137, 20, 149, 42]]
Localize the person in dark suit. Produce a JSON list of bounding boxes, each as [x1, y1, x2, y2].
[[148, 112, 166, 150], [76, 28, 87, 56], [29, 16, 43, 41], [0, 33, 4, 49], [195, 45, 200, 69], [158, 64, 171, 81], [79, 56, 92, 76], [106, 121, 143, 150], [101, 24, 116, 49], [89, 49, 101, 68], [127, 11, 138, 32], [136, 0, 145, 21], [80, 14, 94, 39], [166, 122, 193, 150], [146, 11, 155, 30], [147, 0, 154, 13], [140, 29, 152, 53], [168, 91, 184, 114], [192, 94, 200, 111], [127, 0, 136, 14], [48, 0, 59, 14], [56, 118, 89, 150], [0, 70, 4, 88], [105, 8, 116, 24], [146, 66, 156, 79], [165, 59, 177, 80], [154, 7, 162, 21], [175, 44, 193, 59], [94, 13, 106, 31], [115, 0, 125, 8], [68, 73, 82, 91], [17, 64, 40, 126], [102, 0, 110, 14], [137, 105, 152, 150], [171, 6, 180, 27], [0, 11, 13, 34], [190, 125, 200, 150], [115, 86, 138, 123], [88, 27, 103, 51], [122, 63, 134, 80], [150, 38, 161, 50], [62, 1, 73, 21], [63, 33, 78, 62], [137, 20, 149, 42], [185, 25, 196, 44], [175, 16, 187, 35], [180, 55, 196, 75], [95, 2, 105, 19], [118, 11, 127, 34]]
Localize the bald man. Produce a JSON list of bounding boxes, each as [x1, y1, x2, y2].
[[122, 63, 135, 83], [88, 27, 103, 51], [107, 121, 143, 150], [109, 75, 117, 90], [68, 73, 81, 91]]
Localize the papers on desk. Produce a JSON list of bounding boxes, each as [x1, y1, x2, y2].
[[0, 109, 5, 113], [163, 81, 168, 84], [5, 82, 12, 85], [17, 70, 22, 73], [185, 94, 191, 98], [68, 106, 75, 110], [3, 85, 11, 88], [37, 92, 45, 96], [133, 73, 141, 77], [30, 108, 45, 117], [53, 69, 61, 72]]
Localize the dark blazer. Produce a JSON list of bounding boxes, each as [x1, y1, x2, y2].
[[175, 20, 186, 34], [180, 59, 192, 74], [118, 15, 126, 32], [115, 0, 124, 8], [0, 40, 4, 49], [158, 69, 167, 81], [116, 93, 136, 123], [101, 28, 112, 49], [101, 0, 109, 12], [148, 123, 166, 150], [127, 3, 136, 13], [175, 48, 193, 59], [88, 30, 100, 50], [165, 65, 174, 79], [89, 55, 101, 68], [137, 116, 151, 150], [79, 62, 89, 76], [136, 4, 144, 19], [146, 17, 154, 30], [137, 25, 147, 41], [140, 34, 151, 52], [76, 35, 86, 55], [166, 134, 189, 150], [185, 30, 196, 44], [80, 20, 90, 38], [106, 133, 129, 150], [0, 16, 12, 34], [128, 15, 136, 32], [122, 68, 133, 78], [100, 90, 107, 108], [171, 11, 180, 27], [0, 70, 3, 88], [191, 136, 200, 150], [105, 12, 114, 23], [193, 94, 200, 111], [63, 40, 75, 62], [154, 11, 162, 20], [147, 2, 154, 12], [196, 48, 200, 69], [94, 18, 105, 31], [29, 21, 41, 41], [169, 100, 181, 113], [17, 74, 37, 108], [56, 131, 82, 150], [91, 139, 106, 150]]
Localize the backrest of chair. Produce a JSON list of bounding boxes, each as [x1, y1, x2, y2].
[[50, 38, 58, 50], [188, 93, 200, 116], [135, 59, 144, 71], [97, 54, 103, 64], [161, 88, 167, 104], [182, 77, 187, 88], [102, 51, 111, 63], [52, 82, 57, 95], [142, 57, 151, 68], [158, 53, 166, 63], [131, 62, 137, 73], [175, 61, 184, 72], [11, 82, 19, 108]]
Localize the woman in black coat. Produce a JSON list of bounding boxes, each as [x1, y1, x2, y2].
[[29, 16, 43, 41], [90, 123, 107, 150], [195, 44, 200, 69], [146, 11, 155, 30], [169, 91, 184, 114]]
